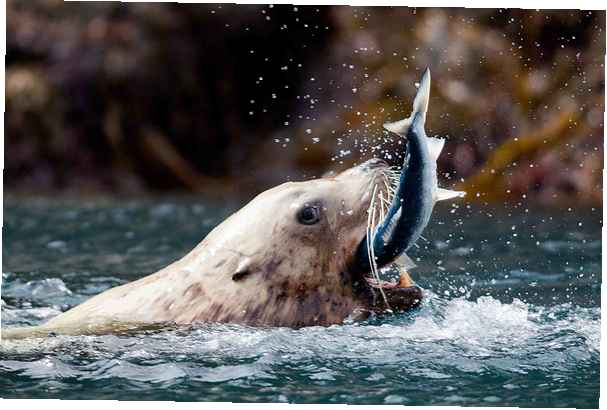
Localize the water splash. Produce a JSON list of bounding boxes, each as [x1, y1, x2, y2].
[[1, 199, 600, 405]]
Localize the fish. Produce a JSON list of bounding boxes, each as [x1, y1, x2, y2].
[[354, 68, 465, 275]]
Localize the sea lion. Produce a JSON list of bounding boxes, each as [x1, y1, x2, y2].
[[1, 69, 464, 339]]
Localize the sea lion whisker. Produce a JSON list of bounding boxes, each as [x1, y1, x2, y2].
[[378, 191, 386, 225], [378, 191, 392, 209], [365, 186, 378, 286], [379, 173, 396, 206], [383, 173, 397, 184], [367, 188, 391, 310], [383, 184, 396, 196], [387, 175, 400, 185], [381, 174, 394, 194]]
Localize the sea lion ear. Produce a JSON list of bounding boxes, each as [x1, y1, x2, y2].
[[232, 258, 252, 282]]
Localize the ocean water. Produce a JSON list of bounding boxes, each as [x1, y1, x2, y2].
[[0, 196, 601, 406]]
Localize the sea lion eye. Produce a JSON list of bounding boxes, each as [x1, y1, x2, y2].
[[297, 205, 321, 225]]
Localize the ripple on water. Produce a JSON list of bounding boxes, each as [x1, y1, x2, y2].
[[4, 277, 72, 300], [2, 276, 86, 313], [0, 289, 600, 405]]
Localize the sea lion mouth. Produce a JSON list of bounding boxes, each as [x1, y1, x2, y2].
[[380, 285, 423, 312], [340, 159, 423, 312], [363, 270, 423, 312]]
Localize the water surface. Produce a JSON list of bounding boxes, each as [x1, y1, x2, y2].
[[1, 196, 601, 406]]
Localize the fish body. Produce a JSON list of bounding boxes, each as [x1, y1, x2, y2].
[[355, 68, 465, 273]]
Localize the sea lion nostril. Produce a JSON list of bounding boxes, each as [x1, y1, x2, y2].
[[360, 158, 388, 170]]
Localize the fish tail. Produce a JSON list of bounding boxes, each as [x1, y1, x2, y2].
[[383, 67, 431, 137], [383, 68, 465, 202]]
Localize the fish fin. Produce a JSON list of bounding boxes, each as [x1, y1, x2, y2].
[[383, 67, 431, 136], [395, 253, 417, 270], [435, 187, 466, 201], [383, 118, 412, 135], [427, 137, 445, 162]]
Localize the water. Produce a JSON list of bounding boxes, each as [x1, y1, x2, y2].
[[1, 196, 601, 406]]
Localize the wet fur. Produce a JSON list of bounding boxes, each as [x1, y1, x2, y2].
[[2, 164, 403, 339]]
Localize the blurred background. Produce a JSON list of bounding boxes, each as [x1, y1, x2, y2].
[[5, 1, 605, 206]]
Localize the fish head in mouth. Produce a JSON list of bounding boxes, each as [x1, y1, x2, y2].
[[330, 158, 425, 314], [199, 157, 422, 326]]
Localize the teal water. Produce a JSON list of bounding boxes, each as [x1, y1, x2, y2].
[[1, 197, 601, 406]]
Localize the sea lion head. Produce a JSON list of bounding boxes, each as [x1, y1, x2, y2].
[[187, 158, 422, 327]]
